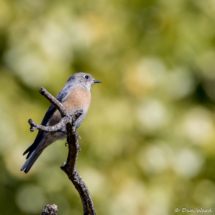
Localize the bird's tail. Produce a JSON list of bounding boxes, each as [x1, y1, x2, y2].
[[20, 150, 43, 173]]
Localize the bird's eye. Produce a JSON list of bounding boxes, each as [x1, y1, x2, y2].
[[85, 75, 89, 79]]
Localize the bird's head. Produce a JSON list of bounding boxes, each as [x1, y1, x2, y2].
[[68, 72, 102, 90]]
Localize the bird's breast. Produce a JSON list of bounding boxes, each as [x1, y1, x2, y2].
[[48, 87, 91, 127], [63, 87, 91, 114]]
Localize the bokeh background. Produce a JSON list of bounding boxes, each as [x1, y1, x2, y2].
[[1, 0, 215, 215]]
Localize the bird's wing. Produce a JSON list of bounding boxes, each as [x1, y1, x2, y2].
[[23, 84, 74, 158]]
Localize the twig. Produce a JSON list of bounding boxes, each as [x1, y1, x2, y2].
[[61, 123, 96, 215], [41, 204, 58, 215], [39, 87, 67, 117], [30, 87, 96, 215], [28, 110, 83, 132]]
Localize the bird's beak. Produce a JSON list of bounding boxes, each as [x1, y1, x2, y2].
[[93, 79, 102, 83]]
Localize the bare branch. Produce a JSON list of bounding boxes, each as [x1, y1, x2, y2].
[[61, 123, 96, 215], [39, 87, 68, 117], [30, 88, 96, 215], [28, 110, 83, 133], [41, 204, 58, 215]]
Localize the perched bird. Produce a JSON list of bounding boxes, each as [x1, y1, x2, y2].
[[21, 73, 101, 173]]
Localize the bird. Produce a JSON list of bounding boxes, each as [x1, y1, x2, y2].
[[21, 72, 101, 173]]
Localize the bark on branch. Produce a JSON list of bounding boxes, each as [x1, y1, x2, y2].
[[41, 204, 58, 215], [29, 87, 96, 215], [40, 87, 68, 117]]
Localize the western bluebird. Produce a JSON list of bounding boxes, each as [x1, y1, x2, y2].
[[21, 72, 101, 173]]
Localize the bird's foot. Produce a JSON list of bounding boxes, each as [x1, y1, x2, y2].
[[65, 142, 68, 147]]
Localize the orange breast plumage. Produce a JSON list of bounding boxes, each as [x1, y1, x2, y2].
[[63, 87, 91, 113], [48, 87, 91, 126]]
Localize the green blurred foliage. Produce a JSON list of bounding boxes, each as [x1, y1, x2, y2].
[[1, 0, 215, 214]]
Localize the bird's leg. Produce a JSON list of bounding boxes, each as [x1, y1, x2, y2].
[[65, 141, 68, 147]]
